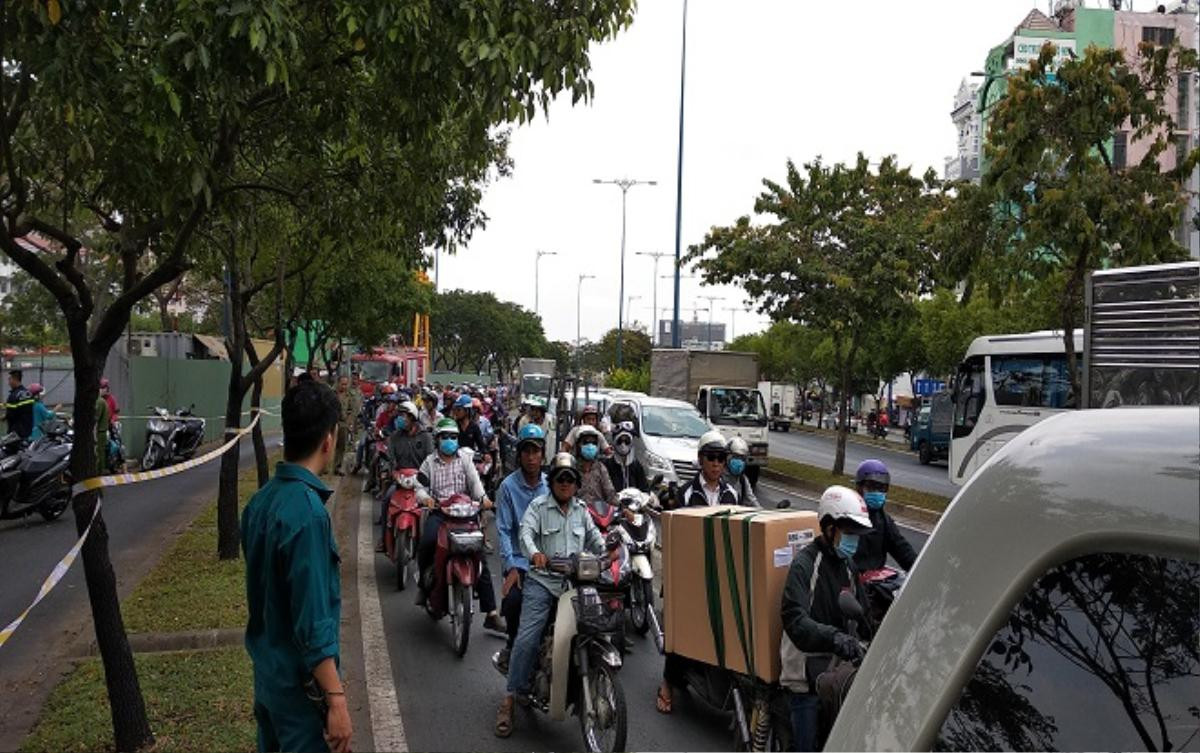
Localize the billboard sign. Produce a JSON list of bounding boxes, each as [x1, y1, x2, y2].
[[1011, 36, 1076, 74]]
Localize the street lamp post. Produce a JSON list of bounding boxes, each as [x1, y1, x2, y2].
[[534, 250, 558, 317], [594, 177, 656, 367], [637, 251, 671, 345], [723, 306, 745, 340], [671, 0, 689, 348], [701, 295, 723, 350], [661, 273, 694, 346], [577, 274, 596, 370]]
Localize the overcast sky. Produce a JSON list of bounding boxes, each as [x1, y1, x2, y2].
[[433, 0, 1164, 346]]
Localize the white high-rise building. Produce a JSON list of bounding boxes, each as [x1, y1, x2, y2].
[[944, 78, 982, 183]]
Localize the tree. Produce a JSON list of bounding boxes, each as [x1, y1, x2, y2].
[[431, 290, 549, 379], [582, 327, 652, 374], [980, 41, 1199, 399], [1, 1, 634, 746], [0, 269, 68, 347], [688, 155, 937, 474]]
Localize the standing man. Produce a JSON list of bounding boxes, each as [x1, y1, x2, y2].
[[241, 380, 351, 753], [494, 453, 605, 738], [492, 424, 548, 673], [328, 376, 356, 476], [5, 369, 34, 441]]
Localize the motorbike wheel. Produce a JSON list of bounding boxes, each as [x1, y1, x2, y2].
[[142, 443, 159, 471], [580, 662, 627, 753], [629, 579, 650, 636], [39, 486, 71, 522], [450, 581, 472, 658], [395, 529, 410, 591]]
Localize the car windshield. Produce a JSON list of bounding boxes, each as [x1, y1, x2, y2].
[[523, 375, 552, 398], [708, 388, 767, 426], [357, 360, 391, 382], [642, 406, 709, 438]]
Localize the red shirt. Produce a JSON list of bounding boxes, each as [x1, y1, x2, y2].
[[103, 393, 119, 423]]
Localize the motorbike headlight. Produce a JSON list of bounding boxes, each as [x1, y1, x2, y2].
[[575, 556, 601, 582], [147, 418, 170, 433], [444, 502, 477, 519]]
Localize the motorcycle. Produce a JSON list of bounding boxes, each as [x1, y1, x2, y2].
[[815, 591, 873, 749], [142, 405, 205, 470], [615, 487, 661, 641], [419, 492, 486, 657], [384, 468, 422, 591], [0, 418, 73, 523], [584, 496, 621, 537], [493, 553, 629, 753], [363, 428, 390, 494], [106, 421, 126, 474]]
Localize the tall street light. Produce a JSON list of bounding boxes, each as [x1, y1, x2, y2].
[[594, 177, 656, 367], [576, 274, 596, 370], [671, 0, 689, 348], [701, 295, 723, 350], [637, 251, 671, 345], [724, 306, 746, 340], [534, 250, 558, 317]]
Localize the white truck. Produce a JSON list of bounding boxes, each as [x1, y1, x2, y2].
[[518, 357, 555, 403], [650, 349, 769, 486], [758, 381, 800, 431]]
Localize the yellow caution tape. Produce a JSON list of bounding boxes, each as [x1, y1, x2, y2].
[[0, 410, 266, 649]]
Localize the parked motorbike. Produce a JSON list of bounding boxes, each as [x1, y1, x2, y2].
[[615, 487, 661, 641], [384, 468, 422, 591], [107, 421, 126, 474], [0, 418, 73, 523], [0, 431, 26, 459], [142, 406, 205, 470], [419, 492, 486, 657], [492, 553, 629, 753]]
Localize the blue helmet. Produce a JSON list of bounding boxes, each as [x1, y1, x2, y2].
[[855, 459, 890, 487], [516, 423, 546, 452], [453, 394, 473, 411]]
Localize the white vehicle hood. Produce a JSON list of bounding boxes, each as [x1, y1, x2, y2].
[[642, 435, 700, 463]]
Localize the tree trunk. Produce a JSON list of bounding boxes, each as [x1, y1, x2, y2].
[[158, 294, 171, 331], [67, 324, 154, 751], [216, 264, 248, 561], [245, 340, 270, 488], [833, 364, 850, 476]]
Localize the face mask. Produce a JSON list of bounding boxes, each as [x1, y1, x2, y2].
[[393, 416, 407, 431], [439, 438, 458, 455], [614, 441, 631, 457], [836, 532, 859, 560], [728, 457, 746, 476], [580, 444, 599, 461], [864, 491, 886, 510]]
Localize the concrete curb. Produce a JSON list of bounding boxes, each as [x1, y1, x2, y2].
[[761, 467, 943, 528], [80, 627, 243, 657]]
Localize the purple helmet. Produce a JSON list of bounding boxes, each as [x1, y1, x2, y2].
[[855, 459, 890, 487]]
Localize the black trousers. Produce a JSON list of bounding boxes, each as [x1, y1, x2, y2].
[[500, 571, 525, 649]]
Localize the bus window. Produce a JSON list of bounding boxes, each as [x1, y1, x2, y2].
[[992, 354, 1078, 409], [953, 356, 985, 438]]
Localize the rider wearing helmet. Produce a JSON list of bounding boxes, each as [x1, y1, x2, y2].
[[376, 400, 434, 549], [675, 430, 738, 507], [415, 417, 504, 633], [852, 459, 916, 572], [495, 452, 606, 738], [572, 425, 615, 507], [99, 377, 119, 425], [723, 437, 760, 507], [419, 387, 443, 431], [28, 383, 57, 441], [560, 404, 610, 455], [493, 424, 549, 673], [779, 485, 873, 751], [516, 396, 550, 436], [603, 421, 649, 493], [451, 393, 488, 457]]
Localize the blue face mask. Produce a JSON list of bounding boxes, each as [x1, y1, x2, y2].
[[863, 491, 886, 510], [439, 438, 458, 456], [580, 443, 599, 461], [393, 415, 407, 432], [836, 532, 859, 560], [728, 457, 746, 475]]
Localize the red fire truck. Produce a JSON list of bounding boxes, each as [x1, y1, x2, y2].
[[351, 346, 427, 396]]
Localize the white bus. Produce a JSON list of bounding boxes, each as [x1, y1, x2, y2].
[[949, 329, 1082, 485]]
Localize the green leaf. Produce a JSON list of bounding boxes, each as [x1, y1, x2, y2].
[[168, 90, 182, 116]]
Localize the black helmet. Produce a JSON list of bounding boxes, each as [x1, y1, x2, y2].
[[547, 452, 582, 486]]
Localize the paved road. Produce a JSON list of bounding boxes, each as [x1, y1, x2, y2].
[[0, 438, 271, 749], [369, 478, 929, 752], [767, 428, 959, 499]]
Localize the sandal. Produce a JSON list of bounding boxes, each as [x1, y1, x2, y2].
[[495, 697, 514, 738], [655, 685, 673, 714]]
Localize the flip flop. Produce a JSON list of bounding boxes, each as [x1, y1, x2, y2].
[[655, 686, 673, 714], [495, 698, 514, 738]]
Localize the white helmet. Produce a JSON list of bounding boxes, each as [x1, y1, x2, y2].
[[398, 400, 419, 420], [728, 437, 750, 457], [818, 485, 872, 531], [698, 430, 728, 455]]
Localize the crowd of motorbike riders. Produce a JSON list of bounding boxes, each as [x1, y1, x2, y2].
[[340, 374, 917, 751]]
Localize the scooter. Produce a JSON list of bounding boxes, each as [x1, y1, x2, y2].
[[0, 418, 73, 523], [492, 553, 629, 753], [615, 487, 661, 641], [584, 496, 621, 537], [384, 468, 422, 591], [106, 421, 126, 474], [142, 405, 205, 470], [420, 492, 486, 657]]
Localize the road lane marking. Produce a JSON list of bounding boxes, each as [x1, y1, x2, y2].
[[757, 480, 930, 536], [357, 492, 408, 752]]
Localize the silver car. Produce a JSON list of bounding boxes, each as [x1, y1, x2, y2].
[[827, 407, 1200, 752]]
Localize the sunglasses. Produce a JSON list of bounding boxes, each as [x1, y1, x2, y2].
[[551, 475, 578, 485], [702, 452, 728, 463]]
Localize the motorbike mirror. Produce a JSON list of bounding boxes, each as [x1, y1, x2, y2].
[[416, 472, 430, 487], [838, 589, 865, 621], [775, 499, 791, 509], [650, 473, 664, 488]]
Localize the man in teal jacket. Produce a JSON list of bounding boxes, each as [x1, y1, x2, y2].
[[241, 380, 351, 753]]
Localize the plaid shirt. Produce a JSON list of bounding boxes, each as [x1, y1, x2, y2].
[[418, 451, 485, 502]]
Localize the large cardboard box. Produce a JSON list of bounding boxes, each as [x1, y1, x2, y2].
[[662, 505, 819, 683]]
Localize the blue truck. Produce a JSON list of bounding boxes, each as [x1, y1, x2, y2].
[[910, 390, 951, 465]]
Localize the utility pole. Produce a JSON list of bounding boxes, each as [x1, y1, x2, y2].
[[701, 295, 723, 351], [661, 273, 694, 347], [576, 274, 596, 371], [595, 177, 656, 367], [534, 250, 558, 317], [637, 251, 671, 345], [723, 306, 745, 340], [671, 0, 689, 348]]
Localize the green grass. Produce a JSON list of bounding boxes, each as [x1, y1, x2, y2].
[[123, 452, 281, 634], [788, 420, 903, 449], [768, 457, 951, 514], [19, 648, 255, 753]]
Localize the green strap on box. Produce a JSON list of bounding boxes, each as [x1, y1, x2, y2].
[[701, 508, 779, 677]]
